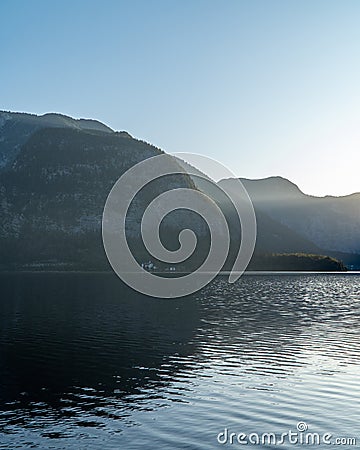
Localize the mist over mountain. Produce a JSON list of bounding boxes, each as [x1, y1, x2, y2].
[[220, 177, 360, 267], [0, 111, 356, 271]]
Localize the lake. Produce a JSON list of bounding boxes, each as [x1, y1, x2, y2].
[[0, 273, 359, 449]]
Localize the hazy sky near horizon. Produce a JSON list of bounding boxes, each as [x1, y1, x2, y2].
[[1, 0, 360, 196]]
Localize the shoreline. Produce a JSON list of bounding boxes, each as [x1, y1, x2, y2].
[[0, 270, 359, 275]]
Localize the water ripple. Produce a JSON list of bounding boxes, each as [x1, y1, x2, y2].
[[0, 273, 360, 449]]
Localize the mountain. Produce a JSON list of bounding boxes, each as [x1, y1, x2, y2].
[[180, 168, 323, 257], [166, 161, 347, 270], [0, 112, 207, 270], [219, 176, 360, 268], [0, 111, 113, 169], [0, 111, 354, 272]]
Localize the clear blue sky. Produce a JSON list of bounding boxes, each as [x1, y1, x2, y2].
[[1, 0, 360, 196]]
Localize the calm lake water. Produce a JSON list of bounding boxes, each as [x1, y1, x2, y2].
[[0, 273, 359, 449]]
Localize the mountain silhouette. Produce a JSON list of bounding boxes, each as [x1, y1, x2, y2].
[[0, 111, 355, 271], [220, 177, 360, 268]]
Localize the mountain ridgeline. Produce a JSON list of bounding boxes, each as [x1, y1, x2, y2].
[[0, 111, 356, 272], [0, 112, 208, 271], [219, 177, 360, 269]]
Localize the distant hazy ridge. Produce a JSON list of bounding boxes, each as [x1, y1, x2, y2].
[[0, 111, 357, 271]]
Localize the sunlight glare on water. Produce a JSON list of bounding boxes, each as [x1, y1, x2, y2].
[[0, 273, 359, 449]]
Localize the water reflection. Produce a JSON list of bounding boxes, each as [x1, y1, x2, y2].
[[0, 273, 360, 448]]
